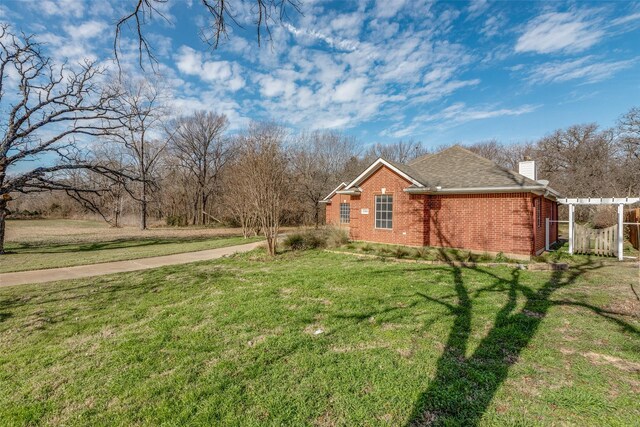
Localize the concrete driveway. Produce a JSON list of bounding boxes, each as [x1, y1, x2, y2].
[[0, 240, 264, 288]]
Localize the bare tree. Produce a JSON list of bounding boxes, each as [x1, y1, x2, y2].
[[115, 0, 301, 68], [222, 158, 260, 238], [364, 140, 429, 164], [66, 143, 129, 227], [616, 107, 640, 198], [168, 111, 231, 225], [618, 107, 640, 160], [111, 79, 166, 229], [466, 140, 534, 171], [291, 130, 357, 227], [0, 26, 123, 253], [236, 123, 288, 256]]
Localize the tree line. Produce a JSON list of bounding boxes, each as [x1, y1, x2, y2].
[[2, 25, 639, 255]]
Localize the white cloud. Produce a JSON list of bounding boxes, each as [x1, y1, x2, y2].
[[258, 75, 296, 98], [515, 10, 604, 54], [174, 46, 245, 91], [374, 0, 407, 19], [611, 12, 640, 26], [333, 77, 367, 103], [526, 56, 635, 84], [283, 23, 359, 52], [37, 0, 84, 18], [481, 14, 505, 38], [416, 102, 539, 128], [64, 20, 107, 39], [467, 0, 489, 18]]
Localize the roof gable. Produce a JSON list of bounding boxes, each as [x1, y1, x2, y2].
[[320, 182, 346, 202], [344, 158, 426, 189]]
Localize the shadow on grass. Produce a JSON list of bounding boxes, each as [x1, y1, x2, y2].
[[404, 203, 637, 426], [9, 235, 240, 254]]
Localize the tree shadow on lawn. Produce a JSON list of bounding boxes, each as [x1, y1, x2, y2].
[[9, 236, 233, 254], [403, 251, 639, 426]]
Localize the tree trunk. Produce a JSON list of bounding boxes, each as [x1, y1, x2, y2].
[[139, 137, 147, 230], [114, 196, 121, 228], [264, 225, 278, 256], [0, 199, 9, 255], [140, 178, 148, 230], [201, 192, 207, 225]]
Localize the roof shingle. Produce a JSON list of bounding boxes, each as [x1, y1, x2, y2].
[[407, 145, 541, 189]]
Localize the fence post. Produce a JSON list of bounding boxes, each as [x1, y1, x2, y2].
[[568, 204, 574, 255], [618, 203, 624, 261], [545, 217, 550, 251]]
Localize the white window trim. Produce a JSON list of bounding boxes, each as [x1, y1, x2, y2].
[[340, 203, 350, 224], [374, 194, 393, 230]]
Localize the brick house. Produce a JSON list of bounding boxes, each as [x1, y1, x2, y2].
[[322, 146, 561, 259]]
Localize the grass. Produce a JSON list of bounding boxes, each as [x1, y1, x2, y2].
[[0, 249, 638, 425], [337, 240, 640, 266], [336, 241, 518, 264], [1, 219, 262, 273]]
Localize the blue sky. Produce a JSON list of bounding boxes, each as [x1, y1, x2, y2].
[[2, 0, 640, 150]]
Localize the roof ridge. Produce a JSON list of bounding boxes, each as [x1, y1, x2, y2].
[[438, 145, 540, 184], [407, 151, 433, 166]]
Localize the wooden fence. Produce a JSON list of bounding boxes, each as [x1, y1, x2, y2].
[[627, 208, 640, 250], [573, 223, 617, 256]]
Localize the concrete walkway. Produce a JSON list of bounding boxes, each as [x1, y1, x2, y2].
[[0, 240, 264, 288]]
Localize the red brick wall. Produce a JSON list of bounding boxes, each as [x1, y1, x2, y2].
[[324, 166, 559, 256], [325, 194, 341, 226], [348, 165, 426, 246], [427, 193, 535, 255]]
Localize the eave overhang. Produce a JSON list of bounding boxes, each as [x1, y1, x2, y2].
[[336, 187, 362, 196], [404, 185, 562, 200]]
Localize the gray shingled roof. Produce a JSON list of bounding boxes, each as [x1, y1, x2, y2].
[[407, 145, 542, 189], [384, 158, 429, 186]]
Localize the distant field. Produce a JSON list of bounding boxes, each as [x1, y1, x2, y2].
[[4, 219, 252, 245], [0, 219, 262, 273]]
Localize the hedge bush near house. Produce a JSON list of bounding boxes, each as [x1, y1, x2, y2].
[[335, 241, 518, 264], [283, 228, 349, 251]]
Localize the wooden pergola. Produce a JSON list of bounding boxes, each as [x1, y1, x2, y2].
[[557, 197, 640, 261]]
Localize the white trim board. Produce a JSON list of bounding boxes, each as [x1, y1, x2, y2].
[[320, 182, 347, 202], [344, 158, 424, 190], [558, 197, 640, 205]]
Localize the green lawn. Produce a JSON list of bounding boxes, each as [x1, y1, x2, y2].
[[1, 250, 638, 425], [1, 219, 262, 273], [0, 236, 261, 273]]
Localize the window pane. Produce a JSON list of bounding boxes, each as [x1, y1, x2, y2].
[[374, 195, 393, 229], [340, 203, 350, 224]]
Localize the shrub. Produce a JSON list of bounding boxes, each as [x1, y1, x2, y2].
[[395, 247, 411, 258], [283, 229, 334, 251], [494, 252, 508, 263], [326, 227, 349, 248], [166, 215, 188, 226], [378, 247, 394, 256], [304, 232, 327, 249], [414, 247, 429, 259], [283, 233, 307, 251], [361, 243, 374, 253]]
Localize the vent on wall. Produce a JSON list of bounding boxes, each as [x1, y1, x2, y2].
[[518, 160, 537, 181]]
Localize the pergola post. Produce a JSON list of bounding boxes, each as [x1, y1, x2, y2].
[[568, 204, 574, 255], [557, 198, 639, 261], [618, 203, 624, 261]]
